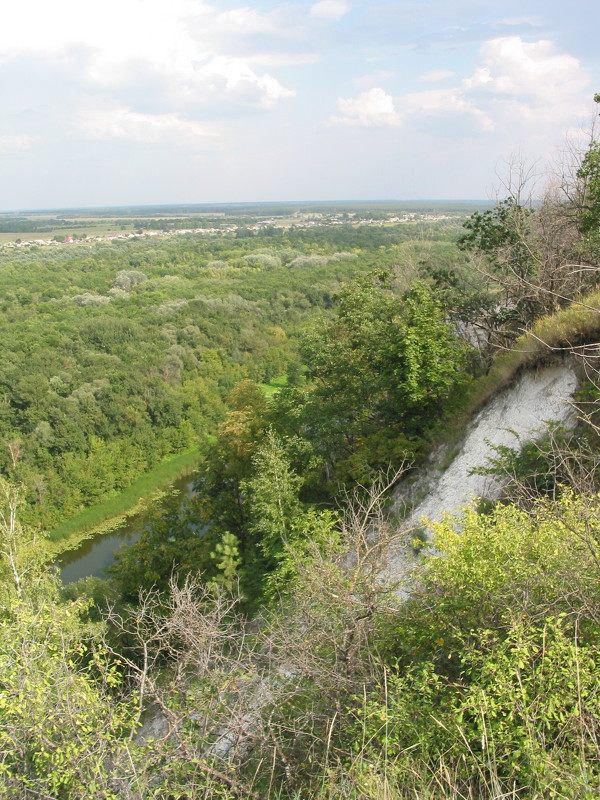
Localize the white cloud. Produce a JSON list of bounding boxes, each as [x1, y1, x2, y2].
[[0, 134, 34, 153], [416, 36, 589, 138], [330, 88, 400, 127], [329, 85, 491, 131], [310, 0, 349, 21], [215, 6, 280, 35], [246, 52, 321, 67], [462, 36, 589, 132], [193, 57, 295, 109], [2, 1, 196, 62], [1, 0, 296, 115], [354, 70, 395, 89], [78, 109, 221, 148], [465, 38, 573, 94], [466, 36, 585, 98], [420, 69, 454, 82], [497, 16, 542, 27], [399, 87, 495, 131], [330, 36, 589, 142]]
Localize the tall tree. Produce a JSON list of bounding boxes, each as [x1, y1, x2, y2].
[[300, 272, 469, 481]]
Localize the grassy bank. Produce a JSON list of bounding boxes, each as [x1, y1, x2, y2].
[[48, 447, 204, 552], [428, 291, 600, 465], [465, 292, 600, 410], [471, 291, 600, 408]]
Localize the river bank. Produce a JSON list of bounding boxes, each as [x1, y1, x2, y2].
[[58, 472, 197, 584], [47, 447, 204, 564], [50, 377, 289, 581]]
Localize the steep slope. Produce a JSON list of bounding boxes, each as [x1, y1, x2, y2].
[[394, 363, 578, 531]]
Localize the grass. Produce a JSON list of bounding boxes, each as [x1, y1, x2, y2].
[[475, 291, 600, 402], [425, 291, 600, 470], [260, 374, 289, 396], [48, 447, 204, 550]]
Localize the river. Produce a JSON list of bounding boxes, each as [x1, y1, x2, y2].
[[58, 474, 196, 584]]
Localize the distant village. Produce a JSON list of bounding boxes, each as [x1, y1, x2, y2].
[[0, 211, 458, 250]]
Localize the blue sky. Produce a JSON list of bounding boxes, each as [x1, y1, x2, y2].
[[1, 0, 599, 209]]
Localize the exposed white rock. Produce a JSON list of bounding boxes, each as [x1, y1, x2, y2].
[[395, 364, 578, 531]]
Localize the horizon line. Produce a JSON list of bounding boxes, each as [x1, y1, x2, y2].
[[1, 198, 492, 215]]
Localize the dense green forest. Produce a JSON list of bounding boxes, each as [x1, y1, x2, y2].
[[3, 101, 600, 799], [0, 215, 467, 534]]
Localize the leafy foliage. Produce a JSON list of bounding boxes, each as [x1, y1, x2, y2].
[[108, 493, 215, 602], [299, 272, 470, 481], [578, 139, 600, 256], [4, 127, 600, 797], [0, 229, 387, 529]]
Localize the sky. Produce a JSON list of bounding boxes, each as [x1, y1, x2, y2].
[[1, 0, 599, 210]]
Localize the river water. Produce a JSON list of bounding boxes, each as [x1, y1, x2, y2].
[[58, 474, 196, 584]]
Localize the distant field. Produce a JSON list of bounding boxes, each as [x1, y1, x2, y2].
[[0, 218, 140, 243], [21, 199, 490, 216]]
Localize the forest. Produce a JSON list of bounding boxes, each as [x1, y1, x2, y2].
[[2, 101, 600, 798]]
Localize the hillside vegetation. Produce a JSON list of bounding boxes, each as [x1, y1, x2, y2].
[[1, 216, 466, 533], [2, 101, 600, 798]]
